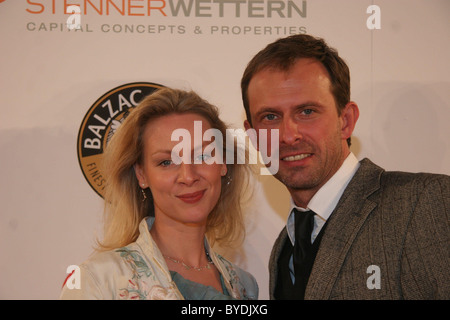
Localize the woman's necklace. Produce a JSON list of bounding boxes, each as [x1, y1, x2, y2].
[[163, 251, 214, 271]]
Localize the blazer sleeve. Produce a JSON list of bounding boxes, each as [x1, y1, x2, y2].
[[400, 174, 450, 299]]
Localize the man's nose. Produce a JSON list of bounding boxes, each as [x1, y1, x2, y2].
[[279, 117, 302, 145]]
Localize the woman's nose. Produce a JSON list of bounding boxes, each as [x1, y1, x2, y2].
[[177, 163, 200, 186]]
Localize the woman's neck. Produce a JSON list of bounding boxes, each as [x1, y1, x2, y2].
[[150, 216, 209, 267]]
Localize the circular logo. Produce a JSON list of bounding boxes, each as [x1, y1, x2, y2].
[[77, 82, 164, 198]]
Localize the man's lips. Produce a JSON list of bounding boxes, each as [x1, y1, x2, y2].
[[281, 153, 312, 162], [176, 190, 206, 203]]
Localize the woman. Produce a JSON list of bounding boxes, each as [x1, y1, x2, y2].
[[60, 88, 258, 300]]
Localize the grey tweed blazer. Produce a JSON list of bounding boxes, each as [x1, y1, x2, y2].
[[269, 158, 449, 299]]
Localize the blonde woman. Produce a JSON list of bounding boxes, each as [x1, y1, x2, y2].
[[60, 88, 258, 300]]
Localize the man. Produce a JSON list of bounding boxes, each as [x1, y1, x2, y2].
[[241, 34, 449, 299]]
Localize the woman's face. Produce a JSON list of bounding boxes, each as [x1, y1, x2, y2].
[[134, 113, 227, 228]]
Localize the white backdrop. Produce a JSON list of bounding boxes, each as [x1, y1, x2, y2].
[[1, 0, 449, 299]]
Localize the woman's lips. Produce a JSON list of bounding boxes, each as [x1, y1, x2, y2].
[[176, 190, 206, 204]]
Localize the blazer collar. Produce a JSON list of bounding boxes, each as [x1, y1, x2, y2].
[[306, 158, 384, 299]]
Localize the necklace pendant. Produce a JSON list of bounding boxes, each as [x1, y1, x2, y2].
[[181, 262, 191, 270], [163, 253, 214, 271]]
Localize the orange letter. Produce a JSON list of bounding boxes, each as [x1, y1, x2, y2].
[[128, 0, 145, 16], [106, 0, 126, 15], [64, 0, 78, 15], [26, 0, 44, 14], [148, 0, 167, 16], [84, 0, 103, 15]]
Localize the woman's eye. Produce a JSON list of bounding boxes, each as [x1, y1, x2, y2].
[[159, 160, 173, 167], [195, 154, 211, 163]]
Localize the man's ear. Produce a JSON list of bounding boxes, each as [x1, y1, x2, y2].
[[340, 102, 359, 142], [244, 120, 259, 151], [244, 120, 251, 132]]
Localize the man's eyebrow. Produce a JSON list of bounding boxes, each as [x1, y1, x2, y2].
[[296, 101, 322, 107], [254, 107, 282, 118], [254, 102, 321, 117]]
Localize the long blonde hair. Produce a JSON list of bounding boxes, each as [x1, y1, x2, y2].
[[97, 88, 251, 251]]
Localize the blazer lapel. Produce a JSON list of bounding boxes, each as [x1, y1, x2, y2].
[[269, 227, 288, 299], [305, 159, 384, 299]]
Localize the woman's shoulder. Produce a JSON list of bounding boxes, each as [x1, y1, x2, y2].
[[80, 243, 141, 271], [60, 242, 179, 300], [59, 249, 122, 299], [59, 246, 133, 298]]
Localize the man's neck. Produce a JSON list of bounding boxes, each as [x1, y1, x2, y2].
[[288, 151, 351, 208]]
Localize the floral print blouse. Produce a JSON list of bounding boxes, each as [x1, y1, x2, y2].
[[60, 217, 258, 300]]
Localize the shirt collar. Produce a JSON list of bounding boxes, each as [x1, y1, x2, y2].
[[286, 152, 360, 243]]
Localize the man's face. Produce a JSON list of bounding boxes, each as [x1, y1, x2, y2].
[[245, 58, 354, 200]]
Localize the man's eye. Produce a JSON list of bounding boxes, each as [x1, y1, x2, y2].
[[263, 114, 278, 121], [302, 109, 314, 115]]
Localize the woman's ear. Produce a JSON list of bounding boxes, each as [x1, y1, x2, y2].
[[134, 163, 147, 188], [220, 164, 228, 177]]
